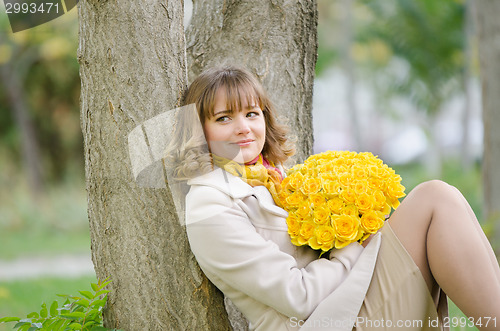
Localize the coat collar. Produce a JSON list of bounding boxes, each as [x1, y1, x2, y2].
[[187, 167, 289, 218]]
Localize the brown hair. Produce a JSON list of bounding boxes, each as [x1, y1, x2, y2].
[[182, 64, 295, 165]]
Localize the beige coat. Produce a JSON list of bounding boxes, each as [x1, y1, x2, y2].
[[186, 167, 382, 331]]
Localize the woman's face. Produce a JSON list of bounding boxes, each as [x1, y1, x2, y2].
[[203, 88, 266, 164]]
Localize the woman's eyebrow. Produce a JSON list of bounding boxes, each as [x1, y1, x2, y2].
[[213, 109, 233, 116]]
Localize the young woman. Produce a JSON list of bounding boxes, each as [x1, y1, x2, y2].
[[167, 65, 500, 331]]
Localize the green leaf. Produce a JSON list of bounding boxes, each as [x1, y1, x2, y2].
[[95, 290, 110, 297], [97, 279, 111, 290], [42, 319, 56, 329], [15, 319, 34, 328], [50, 301, 59, 317], [71, 306, 85, 313], [61, 312, 85, 319], [90, 298, 106, 309], [78, 290, 94, 300], [68, 322, 82, 330], [83, 320, 96, 327], [13, 321, 28, 329], [0, 316, 21, 323], [51, 319, 66, 330], [18, 323, 33, 331], [40, 303, 48, 318], [58, 303, 72, 314], [74, 298, 90, 308], [27, 312, 39, 319], [91, 282, 99, 292]]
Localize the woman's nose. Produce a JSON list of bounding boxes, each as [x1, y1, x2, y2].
[[235, 115, 250, 134]]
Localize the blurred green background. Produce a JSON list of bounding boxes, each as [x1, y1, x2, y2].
[[0, 0, 491, 330]]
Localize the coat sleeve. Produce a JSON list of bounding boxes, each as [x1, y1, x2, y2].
[[185, 185, 364, 321]]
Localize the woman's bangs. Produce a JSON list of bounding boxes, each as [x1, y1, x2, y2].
[[225, 80, 263, 114]]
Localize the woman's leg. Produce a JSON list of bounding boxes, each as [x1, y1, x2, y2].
[[388, 180, 500, 331]]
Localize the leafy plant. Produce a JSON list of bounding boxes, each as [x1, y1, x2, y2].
[[0, 278, 118, 331]]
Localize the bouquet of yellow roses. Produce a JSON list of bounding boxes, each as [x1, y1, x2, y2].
[[278, 151, 406, 251]]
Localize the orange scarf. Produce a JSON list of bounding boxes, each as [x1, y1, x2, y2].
[[212, 154, 284, 208]]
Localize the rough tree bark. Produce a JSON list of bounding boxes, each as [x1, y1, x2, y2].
[[476, 0, 500, 254], [186, 0, 318, 166], [78, 1, 231, 330], [185, 2, 317, 327]]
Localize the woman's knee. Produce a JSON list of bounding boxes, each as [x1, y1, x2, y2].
[[411, 180, 464, 215], [412, 180, 458, 199]]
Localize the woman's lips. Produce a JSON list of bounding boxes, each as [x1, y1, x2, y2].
[[233, 139, 254, 146]]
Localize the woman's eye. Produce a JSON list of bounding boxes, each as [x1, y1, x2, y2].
[[247, 111, 259, 118], [215, 116, 230, 122]]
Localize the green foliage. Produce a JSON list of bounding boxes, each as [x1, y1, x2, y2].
[[0, 10, 82, 183], [358, 0, 465, 114], [0, 279, 118, 331]]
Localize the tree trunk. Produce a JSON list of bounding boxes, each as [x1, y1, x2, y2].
[[461, 0, 475, 171], [78, 1, 231, 330], [185, 0, 318, 166], [477, 0, 500, 254]]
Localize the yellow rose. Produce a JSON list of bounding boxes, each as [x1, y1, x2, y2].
[[338, 172, 353, 188], [285, 192, 304, 207], [380, 165, 396, 179], [333, 165, 348, 176], [300, 177, 322, 195], [341, 204, 359, 217], [322, 179, 341, 195], [360, 211, 385, 234], [367, 164, 381, 179], [355, 192, 375, 212], [340, 187, 356, 204], [286, 213, 302, 238], [353, 179, 369, 195], [309, 226, 336, 251], [304, 162, 319, 177], [372, 190, 387, 210], [351, 164, 368, 179], [313, 205, 331, 225], [286, 164, 303, 175], [386, 180, 406, 199], [296, 202, 312, 219], [327, 196, 345, 214], [380, 203, 392, 215], [388, 197, 401, 209], [368, 176, 382, 190], [334, 239, 351, 249], [281, 177, 294, 194], [309, 193, 326, 207], [318, 162, 334, 173], [298, 221, 316, 244], [289, 172, 304, 190], [332, 215, 360, 243]]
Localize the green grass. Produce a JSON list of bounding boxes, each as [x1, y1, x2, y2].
[[448, 301, 482, 331], [0, 171, 90, 260], [0, 275, 97, 331], [0, 277, 481, 331]]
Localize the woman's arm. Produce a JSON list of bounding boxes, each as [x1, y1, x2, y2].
[[186, 185, 364, 320]]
